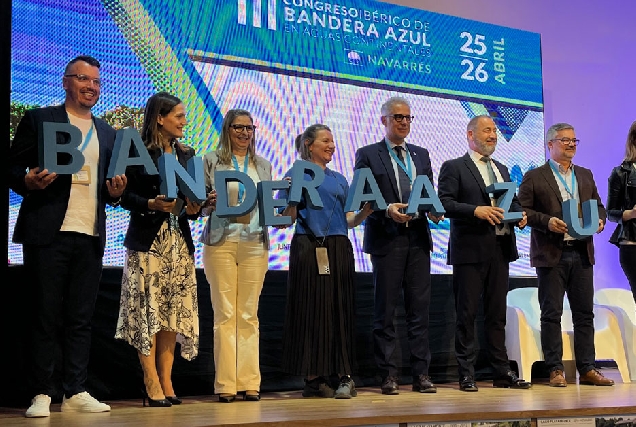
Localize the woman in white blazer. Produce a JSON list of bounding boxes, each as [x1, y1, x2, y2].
[[200, 109, 271, 403]]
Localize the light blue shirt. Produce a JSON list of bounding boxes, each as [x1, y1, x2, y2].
[[548, 159, 581, 241]]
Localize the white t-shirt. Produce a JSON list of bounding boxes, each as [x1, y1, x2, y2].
[[60, 112, 99, 236]]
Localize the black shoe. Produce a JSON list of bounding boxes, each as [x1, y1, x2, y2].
[[381, 376, 399, 395], [242, 391, 261, 401], [493, 371, 532, 389], [412, 374, 437, 393], [218, 394, 236, 403], [334, 376, 357, 399], [302, 377, 335, 398], [141, 388, 172, 407], [165, 396, 182, 405], [459, 376, 479, 392]]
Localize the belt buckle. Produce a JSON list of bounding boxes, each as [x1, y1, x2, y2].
[[564, 240, 576, 247]]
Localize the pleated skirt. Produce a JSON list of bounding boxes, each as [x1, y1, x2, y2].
[[282, 234, 357, 376]]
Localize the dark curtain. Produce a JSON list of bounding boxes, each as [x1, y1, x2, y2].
[[2, 265, 537, 406]]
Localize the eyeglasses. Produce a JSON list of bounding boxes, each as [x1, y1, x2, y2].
[[387, 114, 414, 123], [552, 138, 580, 146], [64, 74, 102, 87], [230, 124, 257, 133]]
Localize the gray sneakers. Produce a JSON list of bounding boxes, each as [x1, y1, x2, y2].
[[334, 376, 357, 399], [25, 394, 51, 418]]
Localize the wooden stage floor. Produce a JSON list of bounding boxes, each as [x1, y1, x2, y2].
[[2, 369, 635, 427]]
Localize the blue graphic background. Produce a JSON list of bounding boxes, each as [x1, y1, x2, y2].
[[9, 0, 545, 275]]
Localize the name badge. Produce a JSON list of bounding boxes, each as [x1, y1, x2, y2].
[[72, 165, 91, 185], [315, 247, 330, 275]]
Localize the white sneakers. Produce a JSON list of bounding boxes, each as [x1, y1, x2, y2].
[[25, 394, 51, 418], [26, 391, 111, 417], [61, 391, 111, 413]]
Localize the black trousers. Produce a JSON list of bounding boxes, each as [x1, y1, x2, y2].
[[23, 231, 102, 398], [536, 245, 595, 375], [453, 236, 512, 379], [371, 227, 432, 379], [619, 244, 636, 304]]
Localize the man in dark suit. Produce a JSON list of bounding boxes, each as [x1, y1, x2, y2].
[[438, 114, 531, 392], [354, 96, 442, 395], [8, 55, 127, 417], [518, 122, 613, 387]]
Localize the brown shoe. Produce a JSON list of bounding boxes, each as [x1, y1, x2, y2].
[[549, 370, 567, 387], [579, 369, 615, 386]]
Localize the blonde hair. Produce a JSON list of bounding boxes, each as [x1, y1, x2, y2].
[[296, 124, 331, 161], [216, 109, 257, 166]]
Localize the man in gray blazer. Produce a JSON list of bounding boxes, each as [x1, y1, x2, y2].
[[518, 122, 612, 387]]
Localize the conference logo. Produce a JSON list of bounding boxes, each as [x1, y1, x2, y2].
[[344, 49, 365, 66], [237, 0, 277, 30]]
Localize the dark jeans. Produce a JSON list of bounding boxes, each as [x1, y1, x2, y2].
[[619, 244, 636, 303], [453, 236, 512, 379], [24, 231, 102, 398], [536, 246, 595, 375], [371, 228, 432, 378]]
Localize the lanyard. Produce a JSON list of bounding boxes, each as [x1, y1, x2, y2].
[[67, 117, 95, 152], [549, 161, 577, 199], [80, 123, 95, 152], [231, 153, 249, 202], [385, 140, 413, 182], [298, 169, 340, 245]]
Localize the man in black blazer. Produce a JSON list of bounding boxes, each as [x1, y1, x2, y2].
[[8, 55, 126, 417], [355, 96, 442, 395], [438, 114, 531, 392], [518, 122, 613, 387]]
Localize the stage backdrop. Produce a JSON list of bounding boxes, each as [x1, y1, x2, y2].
[[9, 0, 544, 275]]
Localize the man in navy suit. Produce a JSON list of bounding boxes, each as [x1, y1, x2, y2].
[[354, 96, 442, 395], [437, 114, 531, 392], [518, 122, 612, 387], [8, 55, 127, 417]]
